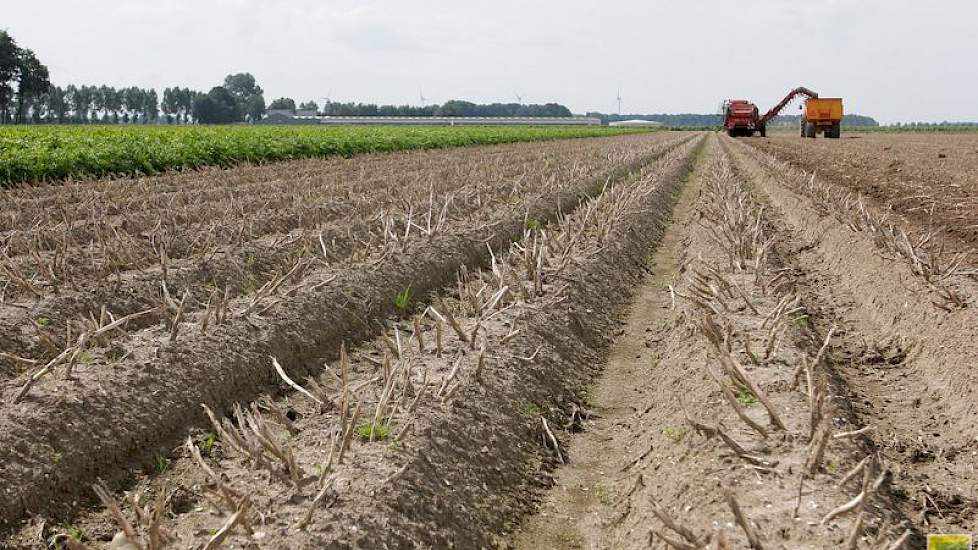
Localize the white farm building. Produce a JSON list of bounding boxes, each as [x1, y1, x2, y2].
[[609, 119, 663, 127]]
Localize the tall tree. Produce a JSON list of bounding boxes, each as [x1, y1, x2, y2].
[[223, 72, 264, 121], [14, 48, 50, 122], [268, 97, 296, 112], [103, 87, 122, 123], [193, 86, 238, 123], [143, 88, 159, 122], [178, 88, 198, 122], [43, 85, 67, 122], [161, 87, 178, 117], [298, 100, 319, 112], [122, 87, 144, 121], [0, 31, 20, 123]]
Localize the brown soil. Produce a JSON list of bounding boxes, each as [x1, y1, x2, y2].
[[0, 133, 678, 374], [1, 136, 704, 548], [731, 138, 978, 537], [509, 133, 977, 549], [747, 133, 978, 258], [0, 134, 695, 531], [511, 130, 716, 550], [6, 130, 976, 549]]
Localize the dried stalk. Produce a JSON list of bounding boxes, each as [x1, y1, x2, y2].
[[271, 356, 324, 405], [718, 352, 786, 431], [541, 417, 564, 464], [706, 367, 768, 438], [649, 496, 704, 547], [724, 487, 763, 549], [882, 529, 912, 550], [297, 475, 336, 529]]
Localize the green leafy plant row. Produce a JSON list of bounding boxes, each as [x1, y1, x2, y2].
[[0, 125, 652, 186]]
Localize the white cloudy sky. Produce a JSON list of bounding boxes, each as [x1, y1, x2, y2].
[[6, 0, 977, 122]]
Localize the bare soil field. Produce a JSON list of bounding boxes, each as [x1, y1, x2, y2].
[[748, 133, 978, 257], [0, 133, 679, 374], [4, 130, 977, 549], [509, 134, 978, 549], [0, 131, 697, 546]]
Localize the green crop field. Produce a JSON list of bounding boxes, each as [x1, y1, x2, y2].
[[0, 124, 651, 186]]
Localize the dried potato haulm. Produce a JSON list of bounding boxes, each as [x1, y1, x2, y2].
[[0, 132, 695, 531]]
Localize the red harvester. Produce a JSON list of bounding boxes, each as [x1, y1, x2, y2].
[[722, 86, 843, 138]]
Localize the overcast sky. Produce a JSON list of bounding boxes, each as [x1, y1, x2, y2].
[[5, 0, 976, 123]]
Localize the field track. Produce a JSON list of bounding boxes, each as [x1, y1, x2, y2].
[[3, 131, 978, 549]]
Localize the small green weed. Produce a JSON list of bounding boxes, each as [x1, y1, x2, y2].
[[735, 388, 757, 407], [522, 402, 544, 418], [592, 482, 612, 504], [105, 346, 126, 363], [928, 534, 972, 550], [198, 432, 216, 456], [153, 453, 170, 474], [65, 524, 84, 541], [394, 285, 412, 310], [356, 421, 391, 441], [49, 523, 85, 548], [663, 426, 687, 443], [526, 218, 542, 231], [36, 317, 50, 326]]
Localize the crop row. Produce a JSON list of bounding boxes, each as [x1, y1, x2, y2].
[[0, 135, 684, 372], [0, 133, 703, 547], [0, 132, 696, 526], [0, 124, 651, 185]]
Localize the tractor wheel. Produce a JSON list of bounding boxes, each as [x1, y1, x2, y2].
[[759, 125, 766, 137]]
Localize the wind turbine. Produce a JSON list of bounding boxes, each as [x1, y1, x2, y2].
[[419, 88, 428, 107], [514, 92, 524, 105], [616, 88, 623, 116]]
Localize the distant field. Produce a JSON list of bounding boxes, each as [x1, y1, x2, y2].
[[845, 125, 978, 133], [765, 125, 978, 133], [0, 124, 651, 185]]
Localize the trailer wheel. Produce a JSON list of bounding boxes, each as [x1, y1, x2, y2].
[[803, 122, 817, 138], [759, 125, 766, 137], [827, 122, 841, 138]]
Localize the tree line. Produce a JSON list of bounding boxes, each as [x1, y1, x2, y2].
[[267, 99, 572, 118], [3, 31, 577, 124], [5, 30, 893, 126]]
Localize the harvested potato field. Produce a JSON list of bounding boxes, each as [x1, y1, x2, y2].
[[3, 130, 977, 549], [748, 133, 978, 257]]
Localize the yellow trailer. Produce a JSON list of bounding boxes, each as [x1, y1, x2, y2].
[[802, 97, 843, 138]]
